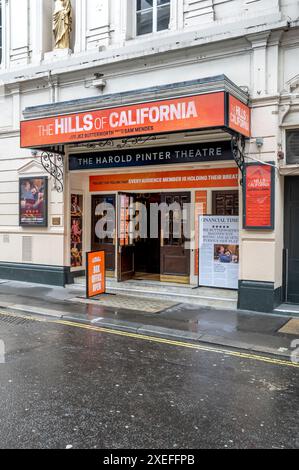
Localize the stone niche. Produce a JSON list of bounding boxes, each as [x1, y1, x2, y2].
[[85, 0, 111, 50], [44, 0, 76, 62]]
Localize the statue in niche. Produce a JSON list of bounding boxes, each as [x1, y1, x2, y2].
[[53, 0, 72, 50]]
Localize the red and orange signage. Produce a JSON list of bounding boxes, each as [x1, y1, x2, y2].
[[86, 251, 106, 298], [229, 95, 251, 138], [20, 92, 229, 148], [244, 164, 274, 230], [90, 168, 238, 192]]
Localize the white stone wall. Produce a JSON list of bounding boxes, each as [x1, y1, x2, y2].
[[0, 0, 298, 287]]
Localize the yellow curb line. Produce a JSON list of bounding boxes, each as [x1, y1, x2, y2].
[[0, 310, 298, 369]]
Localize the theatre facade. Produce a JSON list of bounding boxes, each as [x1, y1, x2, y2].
[[1, 0, 299, 314], [19, 76, 251, 292]]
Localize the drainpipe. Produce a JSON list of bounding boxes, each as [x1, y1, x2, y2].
[[48, 71, 57, 103]]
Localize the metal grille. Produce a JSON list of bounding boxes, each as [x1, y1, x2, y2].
[[0, 313, 33, 326], [286, 129, 299, 164], [3, 234, 9, 244], [22, 236, 32, 263]]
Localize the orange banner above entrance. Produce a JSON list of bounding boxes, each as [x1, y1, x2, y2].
[[20, 91, 250, 148], [90, 168, 238, 192]]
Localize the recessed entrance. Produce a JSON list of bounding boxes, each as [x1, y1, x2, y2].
[[284, 176, 299, 304], [134, 193, 161, 278], [117, 191, 191, 283], [91, 192, 191, 283]]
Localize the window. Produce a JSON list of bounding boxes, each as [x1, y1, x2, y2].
[[286, 129, 299, 165], [136, 0, 171, 36], [212, 191, 239, 216]]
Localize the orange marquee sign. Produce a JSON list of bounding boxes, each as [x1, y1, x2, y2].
[[229, 95, 251, 138], [20, 91, 250, 148], [90, 168, 238, 192], [21, 92, 225, 148]]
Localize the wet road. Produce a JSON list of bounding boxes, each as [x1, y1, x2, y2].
[[0, 312, 298, 449]]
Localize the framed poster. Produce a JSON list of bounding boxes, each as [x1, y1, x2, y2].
[[243, 163, 275, 230], [71, 194, 83, 268], [19, 177, 48, 227], [199, 216, 240, 290], [86, 251, 106, 298]]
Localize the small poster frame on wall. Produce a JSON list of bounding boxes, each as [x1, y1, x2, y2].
[[19, 176, 48, 227]]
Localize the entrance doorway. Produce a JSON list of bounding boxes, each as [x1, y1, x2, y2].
[[134, 193, 161, 277], [284, 177, 299, 303], [117, 192, 191, 283]]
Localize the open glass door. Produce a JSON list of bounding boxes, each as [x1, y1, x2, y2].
[[160, 192, 191, 283], [91, 195, 116, 273], [117, 193, 136, 281]]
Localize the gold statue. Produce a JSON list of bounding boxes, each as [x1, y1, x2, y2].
[[53, 0, 72, 50]]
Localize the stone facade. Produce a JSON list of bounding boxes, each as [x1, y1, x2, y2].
[[0, 0, 299, 312]]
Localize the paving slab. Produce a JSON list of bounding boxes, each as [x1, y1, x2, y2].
[[279, 319, 299, 335], [69, 294, 177, 313]]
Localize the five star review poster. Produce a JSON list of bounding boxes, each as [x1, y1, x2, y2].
[[199, 216, 240, 289]]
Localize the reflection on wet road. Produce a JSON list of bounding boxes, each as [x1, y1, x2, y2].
[[0, 313, 298, 449]]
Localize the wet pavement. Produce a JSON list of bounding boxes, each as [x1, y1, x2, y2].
[[0, 312, 298, 449], [0, 281, 295, 357]]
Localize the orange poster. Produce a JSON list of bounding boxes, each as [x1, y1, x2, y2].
[[20, 92, 226, 148], [86, 251, 106, 298], [244, 164, 274, 229], [90, 168, 238, 192]]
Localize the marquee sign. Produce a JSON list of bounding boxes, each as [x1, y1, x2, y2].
[[69, 141, 233, 171], [20, 92, 250, 148]]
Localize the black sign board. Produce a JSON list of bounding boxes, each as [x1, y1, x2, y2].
[[69, 142, 233, 171]]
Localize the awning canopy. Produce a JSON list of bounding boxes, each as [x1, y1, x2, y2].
[[20, 75, 251, 152]]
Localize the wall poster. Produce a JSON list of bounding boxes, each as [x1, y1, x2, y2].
[[71, 194, 83, 268], [243, 163, 275, 230], [199, 216, 240, 289], [19, 177, 48, 227]]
